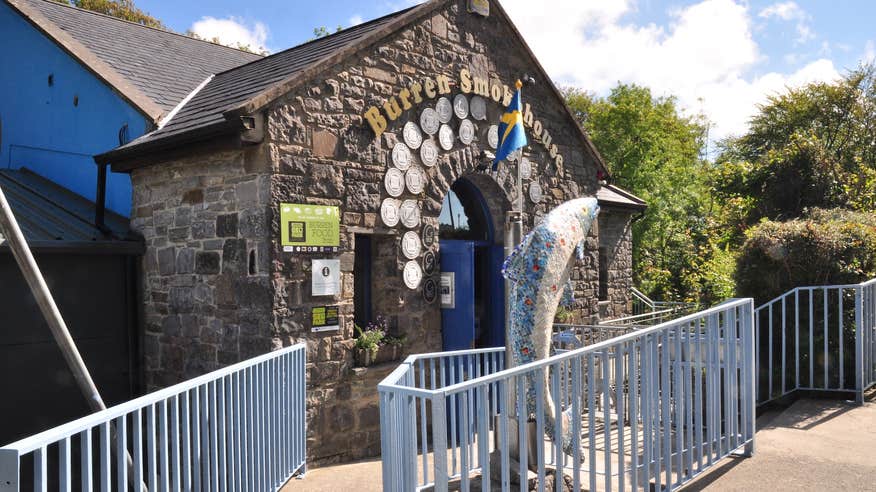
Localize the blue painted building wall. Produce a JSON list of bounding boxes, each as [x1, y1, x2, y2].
[[0, 2, 151, 216]]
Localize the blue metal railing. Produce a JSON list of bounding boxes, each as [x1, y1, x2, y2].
[[755, 278, 876, 405], [0, 343, 307, 492], [379, 299, 756, 492]]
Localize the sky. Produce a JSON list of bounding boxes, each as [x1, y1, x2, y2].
[[137, 0, 876, 144]]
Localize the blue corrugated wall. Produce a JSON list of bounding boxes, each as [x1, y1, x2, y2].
[[0, 2, 151, 216]]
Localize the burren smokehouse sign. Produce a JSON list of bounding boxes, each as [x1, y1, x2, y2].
[[363, 68, 566, 169]]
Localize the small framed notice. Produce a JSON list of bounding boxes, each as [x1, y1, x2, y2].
[[311, 305, 340, 333], [440, 272, 455, 309], [280, 204, 340, 253], [311, 259, 340, 296]]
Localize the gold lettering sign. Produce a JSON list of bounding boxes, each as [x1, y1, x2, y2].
[[360, 68, 566, 169]]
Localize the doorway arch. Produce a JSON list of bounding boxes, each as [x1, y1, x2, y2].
[[439, 177, 506, 350]]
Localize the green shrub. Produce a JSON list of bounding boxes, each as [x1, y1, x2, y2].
[[735, 208, 876, 303]]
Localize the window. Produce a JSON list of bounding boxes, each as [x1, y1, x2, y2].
[[438, 180, 490, 241], [598, 247, 609, 301], [353, 234, 373, 329]]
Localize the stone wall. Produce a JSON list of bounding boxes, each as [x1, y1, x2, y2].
[[130, 147, 275, 389], [597, 210, 634, 320]]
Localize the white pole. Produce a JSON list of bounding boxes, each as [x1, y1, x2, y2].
[[0, 183, 106, 412]]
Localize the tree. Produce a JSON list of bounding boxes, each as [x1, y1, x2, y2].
[[714, 64, 876, 232], [312, 26, 343, 40], [50, 0, 164, 29], [564, 84, 732, 303]]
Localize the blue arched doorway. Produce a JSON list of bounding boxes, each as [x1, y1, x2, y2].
[[439, 178, 506, 350]]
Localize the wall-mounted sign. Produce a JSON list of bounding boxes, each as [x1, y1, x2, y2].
[[420, 108, 440, 135], [436, 97, 453, 123], [311, 259, 340, 296], [420, 139, 438, 167], [421, 224, 436, 247], [470, 95, 487, 120], [401, 231, 422, 260], [384, 168, 405, 197], [440, 272, 455, 309], [529, 182, 543, 203], [422, 250, 437, 275], [423, 277, 438, 304], [403, 261, 423, 289], [467, 0, 489, 17], [280, 204, 340, 253], [438, 124, 454, 151], [311, 305, 340, 333], [392, 142, 412, 170], [362, 68, 568, 171], [399, 199, 420, 228], [458, 119, 475, 145], [381, 198, 400, 227], [405, 167, 426, 194]]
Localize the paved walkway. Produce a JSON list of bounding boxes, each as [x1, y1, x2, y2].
[[284, 396, 876, 491], [685, 396, 876, 491]]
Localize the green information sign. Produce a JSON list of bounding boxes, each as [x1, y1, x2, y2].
[[280, 203, 340, 253]]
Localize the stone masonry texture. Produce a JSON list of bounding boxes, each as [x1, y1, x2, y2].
[[128, 1, 638, 466]]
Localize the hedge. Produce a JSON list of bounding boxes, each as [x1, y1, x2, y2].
[[735, 208, 876, 304]]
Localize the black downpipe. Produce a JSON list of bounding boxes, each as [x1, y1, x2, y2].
[[95, 163, 110, 235]]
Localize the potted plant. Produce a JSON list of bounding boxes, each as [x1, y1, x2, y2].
[[354, 316, 406, 367]]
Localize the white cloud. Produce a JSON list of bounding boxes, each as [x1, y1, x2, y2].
[[758, 1, 814, 44], [501, 0, 840, 142], [865, 40, 876, 63], [349, 15, 364, 26], [190, 16, 269, 53]]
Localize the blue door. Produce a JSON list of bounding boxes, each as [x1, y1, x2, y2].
[[440, 240, 475, 351]]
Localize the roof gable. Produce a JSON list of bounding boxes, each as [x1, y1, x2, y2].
[[6, 0, 261, 122], [99, 0, 608, 179]]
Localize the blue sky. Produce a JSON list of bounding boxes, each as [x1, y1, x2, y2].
[[137, 0, 876, 141]]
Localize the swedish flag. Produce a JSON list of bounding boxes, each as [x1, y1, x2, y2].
[[493, 80, 528, 170]]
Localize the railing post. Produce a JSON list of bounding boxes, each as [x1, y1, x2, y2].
[[744, 300, 756, 457], [0, 449, 20, 492], [431, 393, 448, 492], [855, 285, 865, 405]]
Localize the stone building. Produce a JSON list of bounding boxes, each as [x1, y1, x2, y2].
[[97, 0, 645, 464]]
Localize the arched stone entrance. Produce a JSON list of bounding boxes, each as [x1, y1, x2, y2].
[[438, 175, 510, 350]]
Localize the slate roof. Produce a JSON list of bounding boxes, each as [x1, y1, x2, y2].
[[0, 169, 142, 253], [101, 5, 419, 160], [6, 0, 261, 118], [597, 184, 647, 211]]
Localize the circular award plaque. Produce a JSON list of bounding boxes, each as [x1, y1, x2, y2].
[[421, 223, 436, 247], [453, 94, 469, 119], [419, 139, 439, 167], [438, 124, 455, 151], [403, 121, 423, 150], [520, 157, 532, 180], [399, 199, 421, 228], [422, 250, 437, 275], [401, 231, 422, 260], [420, 107, 440, 135], [529, 182, 543, 203], [392, 142, 412, 170], [458, 119, 475, 145], [422, 276, 438, 303], [403, 260, 423, 290], [488, 125, 499, 149], [384, 168, 405, 198], [470, 95, 487, 121], [380, 198, 400, 227], [436, 97, 453, 123], [405, 166, 426, 194]]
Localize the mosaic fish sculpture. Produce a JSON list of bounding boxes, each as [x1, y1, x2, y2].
[[502, 197, 599, 455]]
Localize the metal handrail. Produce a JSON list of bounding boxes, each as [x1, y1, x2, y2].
[[379, 299, 756, 492], [754, 278, 876, 405], [1, 343, 307, 492]]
